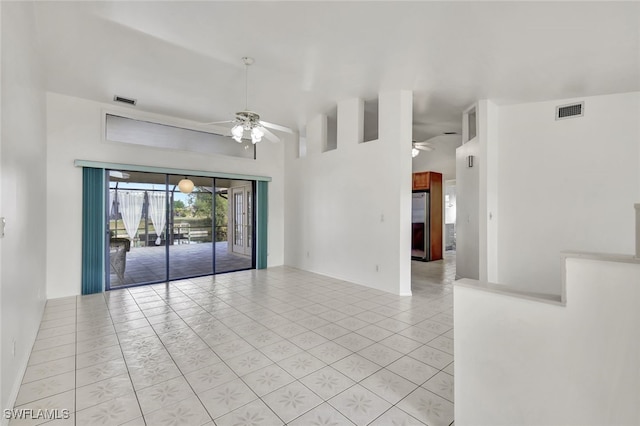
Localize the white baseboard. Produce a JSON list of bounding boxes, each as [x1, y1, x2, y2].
[[2, 302, 46, 426]]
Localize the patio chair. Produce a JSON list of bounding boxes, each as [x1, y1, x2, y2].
[[109, 241, 127, 284]]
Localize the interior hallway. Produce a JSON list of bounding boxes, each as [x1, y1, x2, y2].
[[412, 251, 456, 297], [11, 258, 456, 426]]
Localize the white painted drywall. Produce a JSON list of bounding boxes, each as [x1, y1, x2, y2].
[[411, 134, 461, 181], [636, 204, 640, 258], [455, 139, 480, 280], [454, 257, 640, 425], [306, 114, 327, 157], [1, 1, 48, 415], [477, 100, 500, 283], [284, 91, 413, 295], [496, 92, 640, 295], [45, 93, 285, 299]]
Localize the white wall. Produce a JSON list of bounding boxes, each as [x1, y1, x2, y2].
[[455, 256, 640, 425], [284, 91, 413, 295], [1, 1, 48, 414], [636, 204, 640, 257], [411, 134, 461, 181], [455, 139, 480, 280], [478, 100, 499, 282], [497, 92, 640, 295], [46, 93, 285, 298], [456, 100, 499, 282]]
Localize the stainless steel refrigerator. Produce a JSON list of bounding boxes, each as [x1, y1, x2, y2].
[[412, 192, 429, 260]]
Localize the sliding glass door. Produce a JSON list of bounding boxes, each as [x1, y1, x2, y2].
[[108, 171, 168, 287], [106, 170, 254, 289], [168, 175, 215, 281], [215, 179, 254, 274]]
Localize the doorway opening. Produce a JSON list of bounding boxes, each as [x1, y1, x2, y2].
[[107, 170, 255, 289], [444, 180, 457, 252]]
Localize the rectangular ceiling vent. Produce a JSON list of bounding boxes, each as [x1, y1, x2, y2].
[[556, 102, 584, 120], [113, 95, 137, 106]]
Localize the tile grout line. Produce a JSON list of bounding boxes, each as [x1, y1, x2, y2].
[[143, 281, 270, 424], [21, 264, 455, 425], [167, 279, 300, 424], [104, 288, 148, 425], [73, 297, 77, 426]]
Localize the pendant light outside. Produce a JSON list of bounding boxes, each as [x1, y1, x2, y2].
[[178, 177, 194, 194]]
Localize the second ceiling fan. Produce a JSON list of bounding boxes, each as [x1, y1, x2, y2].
[[412, 140, 435, 157], [206, 57, 294, 144]]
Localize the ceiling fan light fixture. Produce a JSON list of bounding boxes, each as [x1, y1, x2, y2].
[[251, 126, 264, 144], [202, 57, 293, 144], [412, 147, 420, 158], [231, 124, 244, 142]]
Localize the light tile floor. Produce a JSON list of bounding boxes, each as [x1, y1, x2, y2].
[[13, 258, 455, 425]]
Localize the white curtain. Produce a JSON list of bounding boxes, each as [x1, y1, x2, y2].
[[147, 191, 166, 245], [118, 191, 145, 242], [109, 190, 116, 217]]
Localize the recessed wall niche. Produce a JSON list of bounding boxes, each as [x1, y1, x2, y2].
[[298, 126, 307, 158], [362, 98, 379, 143], [324, 106, 338, 152], [463, 106, 477, 143]]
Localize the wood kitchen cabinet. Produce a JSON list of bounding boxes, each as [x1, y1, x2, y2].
[[412, 171, 432, 190]]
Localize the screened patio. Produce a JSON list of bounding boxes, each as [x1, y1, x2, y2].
[[107, 170, 255, 288], [109, 241, 252, 287]]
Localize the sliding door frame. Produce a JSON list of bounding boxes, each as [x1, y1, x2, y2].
[[80, 162, 269, 293]]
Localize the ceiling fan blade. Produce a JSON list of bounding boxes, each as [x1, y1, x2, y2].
[[261, 127, 281, 143], [416, 145, 434, 151], [202, 120, 235, 125], [260, 120, 295, 134]]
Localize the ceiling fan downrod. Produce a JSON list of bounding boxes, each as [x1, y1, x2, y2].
[[241, 56, 254, 112]]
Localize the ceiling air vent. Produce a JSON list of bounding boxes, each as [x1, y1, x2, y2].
[[556, 102, 584, 120], [113, 95, 137, 106]]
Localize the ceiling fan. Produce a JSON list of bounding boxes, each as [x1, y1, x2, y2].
[[412, 140, 435, 157], [205, 57, 294, 144]]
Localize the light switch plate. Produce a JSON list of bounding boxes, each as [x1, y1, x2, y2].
[[1, 217, 5, 237]]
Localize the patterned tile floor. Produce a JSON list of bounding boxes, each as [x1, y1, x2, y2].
[[13, 258, 455, 425]]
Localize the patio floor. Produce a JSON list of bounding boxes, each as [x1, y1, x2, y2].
[[110, 241, 252, 287]]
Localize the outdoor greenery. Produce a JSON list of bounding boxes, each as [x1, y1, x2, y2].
[[173, 199, 187, 217], [110, 189, 229, 243], [183, 191, 229, 241], [214, 193, 228, 241]]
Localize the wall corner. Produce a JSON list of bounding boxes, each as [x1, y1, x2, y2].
[[337, 98, 364, 145], [635, 203, 640, 258], [306, 114, 327, 157]]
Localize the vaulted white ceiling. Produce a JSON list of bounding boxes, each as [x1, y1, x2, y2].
[[33, 1, 639, 141]]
